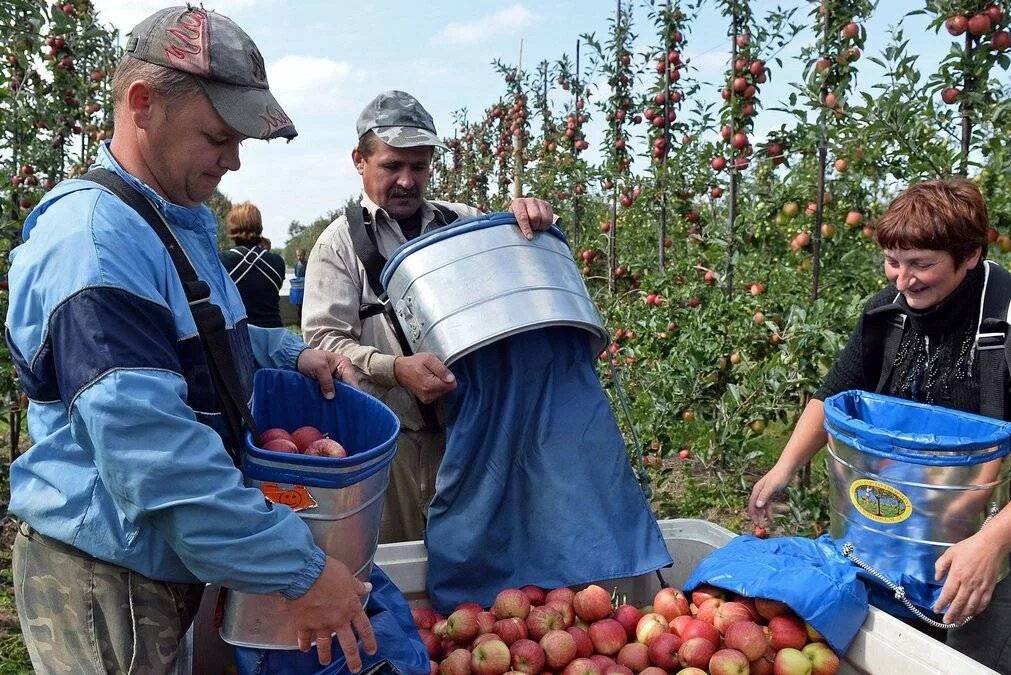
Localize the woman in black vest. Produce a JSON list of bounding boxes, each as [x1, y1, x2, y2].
[[219, 202, 287, 327], [748, 178, 1011, 671]]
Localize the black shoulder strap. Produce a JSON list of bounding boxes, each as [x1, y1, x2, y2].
[[976, 261, 1011, 419], [431, 203, 460, 226], [80, 168, 258, 462], [865, 300, 906, 394]]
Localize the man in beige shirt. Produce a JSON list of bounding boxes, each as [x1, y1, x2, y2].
[[302, 90, 554, 542]]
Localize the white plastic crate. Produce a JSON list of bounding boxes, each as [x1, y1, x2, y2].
[[373, 518, 997, 675]]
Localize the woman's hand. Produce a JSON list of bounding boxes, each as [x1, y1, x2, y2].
[[297, 349, 359, 398], [933, 529, 1006, 624], [747, 463, 795, 526]]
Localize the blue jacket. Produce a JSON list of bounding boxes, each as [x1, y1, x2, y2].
[[5, 142, 325, 597]]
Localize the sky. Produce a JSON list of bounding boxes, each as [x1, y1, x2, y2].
[[88, 1, 948, 246]]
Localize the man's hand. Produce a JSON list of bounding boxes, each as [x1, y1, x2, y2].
[[509, 197, 554, 240], [394, 353, 456, 403], [285, 556, 377, 669], [933, 528, 1007, 624], [297, 349, 359, 399]]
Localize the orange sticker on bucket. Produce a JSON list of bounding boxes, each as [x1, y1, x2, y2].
[[260, 483, 318, 512], [849, 479, 911, 524]]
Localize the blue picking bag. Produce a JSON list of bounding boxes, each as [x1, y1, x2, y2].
[[288, 277, 304, 306], [232, 565, 429, 675], [423, 326, 673, 613], [683, 534, 869, 654], [823, 390, 1011, 618]]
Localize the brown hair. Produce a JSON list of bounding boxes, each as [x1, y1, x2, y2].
[[227, 202, 263, 247], [112, 56, 203, 113], [875, 177, 989, 265]]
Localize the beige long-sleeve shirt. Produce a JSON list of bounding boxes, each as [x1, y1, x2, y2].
[[301, 194, 481, 429]]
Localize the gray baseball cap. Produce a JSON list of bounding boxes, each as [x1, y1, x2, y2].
[[125, 6, 296, 141], [356, 90, 447, 150]]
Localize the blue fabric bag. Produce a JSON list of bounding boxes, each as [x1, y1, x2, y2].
[[423, 326, 673, 613], [233, 566, 429, 675], [683, 534, 869, 655]]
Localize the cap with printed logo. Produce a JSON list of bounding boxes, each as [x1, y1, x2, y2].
[[356, 90, 447, 150], [125, 6, 296, 140]]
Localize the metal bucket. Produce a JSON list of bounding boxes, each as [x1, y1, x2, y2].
[[823, 391, 1011, 615], [219, 373, 399, 649], [380, 213, 607, 365]]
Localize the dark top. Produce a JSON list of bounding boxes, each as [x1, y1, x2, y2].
[[219, 246, 287, 328], [293, 260, 307, 278], [814, 263, 991, 415]]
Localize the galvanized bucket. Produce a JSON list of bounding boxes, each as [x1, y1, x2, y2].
[[219, 372, 400, 649], [380, 213, 608, 365], [823, 390, 1011, 626]]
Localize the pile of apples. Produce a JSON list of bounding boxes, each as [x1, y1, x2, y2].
[[415, 583, 839, 675], [257, 425, 347, 458]]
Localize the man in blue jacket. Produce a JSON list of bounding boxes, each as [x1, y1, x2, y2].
[[5, 7, 376, 673]]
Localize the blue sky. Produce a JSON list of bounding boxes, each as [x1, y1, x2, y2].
[[91, 1, 944, 245]]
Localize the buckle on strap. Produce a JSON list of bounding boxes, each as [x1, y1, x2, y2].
[[184, 280, 212, 306], [976, 331, 1007, 350]]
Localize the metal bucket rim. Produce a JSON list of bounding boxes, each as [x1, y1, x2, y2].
[[826, 430, 1010, 467], [380, 211, 567, 288]]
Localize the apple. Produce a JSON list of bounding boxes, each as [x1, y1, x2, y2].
[[441, 648, 473, 675], [473, 639, 512, 675], [946, 15, 968, 35], [639, 669, 666, 675], [993, 30, 1011, 50], [494, 618, 529, 645], [635, 613, 669, 646], [611, 641, 647, 671], [678, 637, 717, 669], [986, 3, 1005, 24], [824, 92, 837, 108], [695, 597, 724, 624], [613, 604, 643, 639], [968, 13, 992, 36], [510, 639, 546, 674], [755, 599, 790, 622], [446, 608, 481, 643], [562, 658, 601, 675], [690, 585, 726, 608], [573, 585, 612, 623], [714, 602, 753, 634], [802, 642, 840, 675], [653, 588, 690, 621], [566, 626, 593, 658], [589, 619, 627, 656], [841, 22, 859, 39], [262, 439, 298, 454], [259, 428, 291, 444], [774, 648, 812, 675], [414, 607, 439, 630], [732, 132, 748, 149], [304, 438, 347, 458], [290, 425, 324, 451], [724, 621, 768, 661], [711, 156, 727, 171], [591, 655, 617, 671], [419, 628, 441, 659], [430, 660, 439, 675], [751, 647, 777, 675], [495, 589, 532, 620], [754, 525, 768, 538], [834, 158, 848, 173], [768, 614, 808, 651], [478, 611, 499, 635], [647, 631, 682, 670], [547, 600, 575, 628], [673, 669, 706, 675], [527, 605, 566, 640], [679, 618, 720, 646], [942, 87, 960, 105], [541, 629, 578, 670]]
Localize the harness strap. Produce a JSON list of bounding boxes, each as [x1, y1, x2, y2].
[[227, 247, 283, 291]]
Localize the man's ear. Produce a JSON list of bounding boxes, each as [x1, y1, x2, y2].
[[351, 148, 365, 175], [126, 80, 158, 129]]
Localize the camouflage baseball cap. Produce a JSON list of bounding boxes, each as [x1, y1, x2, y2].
[[125, 6, 296, 141], [356, 90, 448, 150]]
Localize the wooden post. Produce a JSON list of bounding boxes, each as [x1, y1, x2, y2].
[[572, 39, 582, 243], [512, 40, 524, 199], [811, 4, 830, 302], [959, 32, 974, 176], [724, 7, 739, 299], [658, 0, 672, 271]]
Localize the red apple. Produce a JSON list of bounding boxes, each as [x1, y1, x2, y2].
[[510, 638, 546, 674], [647, 631, 682, 670], [768, 614, 808, 651], [259, 428, 291, 444], [616, 641, 650, 671], [714, 602, 753, 634], [774, 648, 812, 675], [992, 30, 1011, 50], [803, 642, 840, 675], [695, 597, 724, 624], [414, 606, 439, 630], [541, 629, 578, 670], [986, 3, 1005, 24], [494, 618, 529, 645], [691, 585, 726, 608], [290, 425, 324, 451], [430, 660, 439, 675], [669, 614, 694, 637], [612, 604, 643, 640], [591, 655, 617, 671], [546, 587, 575, 606], [304, 438, 347, 458], [710, 648, 750, 675], [527, 605, 566, 640], [678, 637, 717, 669], [724, 621, 768, 661], [547, 600, 575, 628], [673, 669, 706, 675], [567, 626, 593, 658], [495, 589, 532, 620], [473, 639, 512, 675], [441, 648, 473, 675], [841, 22, 859, 39], [562, 658, 601, 675], [445, 608, 481, 643], [635, 613, 669, 646], [751, 647, 776, 675], [679, 618, 720, 646], [588, 619, 627, 656], [946, 15, 968, 36], [942, 87, 960, 105], [968, 13, 992, 36], [478, 611, 498, 635], [754, 598, 791, 621], [573, 585, 611, 623], [262, 439, 298, 454], [419, 628, 440, 659]]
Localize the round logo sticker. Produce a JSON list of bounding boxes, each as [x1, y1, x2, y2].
[[849, 479, 912, 524]]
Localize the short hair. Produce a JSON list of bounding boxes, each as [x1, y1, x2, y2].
[[875, 177, 989, 266], [355, 130, 434, 162], [111, 55, 203, 113], [227, 202, 263, 247]]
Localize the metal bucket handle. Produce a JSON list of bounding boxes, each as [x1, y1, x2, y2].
[[841, 503, 999, 630]]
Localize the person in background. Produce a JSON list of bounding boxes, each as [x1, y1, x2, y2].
[[6, 7, 374, 672], [294, 247, 308, 277], [747, 178, 1011, 673], [221, 202, 286, 327], [302, 90, 553, 543]]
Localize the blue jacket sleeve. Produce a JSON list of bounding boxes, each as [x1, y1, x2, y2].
[[248, 324, 306, 369]]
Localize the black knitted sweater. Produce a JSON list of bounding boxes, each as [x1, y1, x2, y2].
[[814, 263, 990, 415]]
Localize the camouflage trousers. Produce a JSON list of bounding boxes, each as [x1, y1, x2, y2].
[[12, 522, 205, 674]]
